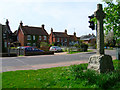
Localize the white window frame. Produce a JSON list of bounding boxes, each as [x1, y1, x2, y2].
[[39, 36, 42, 40], [33, 43, 36, 46], [27, 35, 31, 40], [33, 35, 35, 40], [4, 42, 7, 47], [44, 36, 47, 40], [61, 38, 63, 42], [65, 38, 67, 42], [57, 38, 59, 42], [27, 43, 31, 46]]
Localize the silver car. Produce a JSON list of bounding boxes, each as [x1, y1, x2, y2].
[[49, 46, 62, 52]]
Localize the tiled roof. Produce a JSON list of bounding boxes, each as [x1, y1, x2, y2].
[[80, 34, 96, 41], [21, 26, 48, 36], [53, 32, 69, 38], [68, 35, 77, 41]]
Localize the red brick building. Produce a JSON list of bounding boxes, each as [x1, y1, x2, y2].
[[49, 28, 69, 46], [68, 32, 79, 46], [17, 21, 49, 47]]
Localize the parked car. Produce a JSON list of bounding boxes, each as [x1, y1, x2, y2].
[[17, 46, 44, 52], [49, 46, 62, 52]]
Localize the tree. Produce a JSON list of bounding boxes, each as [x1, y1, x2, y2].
[[104, 31, 116, 47], [102, 0, 120, 46], [91, 1, 120, 46]]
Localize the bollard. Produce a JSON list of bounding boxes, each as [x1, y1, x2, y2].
[[116, 48, 120, 60]]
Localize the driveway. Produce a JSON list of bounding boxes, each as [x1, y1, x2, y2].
[[1, 49, 116, 72]]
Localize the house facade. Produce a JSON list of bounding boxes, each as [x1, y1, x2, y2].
[[17, 21, 49, 47], [68, 32, 79, 46], [49, 28, 69, 46], [1, 19, 13, 52]]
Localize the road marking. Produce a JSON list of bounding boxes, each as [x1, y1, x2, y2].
[[15, 59, 30, 66]]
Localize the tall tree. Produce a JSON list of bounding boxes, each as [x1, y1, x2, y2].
[[102, 0, 120, 46]]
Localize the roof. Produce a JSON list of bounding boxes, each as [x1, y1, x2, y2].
[[68, 35, 77, 41], [2, 25, 12, 34], [53, 32, 69, 38], [20, 26, 48, 36], [80, 34, 96, 41]]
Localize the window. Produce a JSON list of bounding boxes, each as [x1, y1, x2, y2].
[[61, 38, 63, 42], [27, 35, 31, 40], [39, 36, 41, 40], [57, 38, 59, 42], [4, 42, 7, 47], [44, 36, 47, 40], [3, 33, 6, 39], [33, 43, 36, 46], [65, 38, 67, 42], [33, 35, 35, 40], [27, 43, 31, 46]]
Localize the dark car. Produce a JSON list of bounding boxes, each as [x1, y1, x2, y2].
[[18, 46, 44, 52]]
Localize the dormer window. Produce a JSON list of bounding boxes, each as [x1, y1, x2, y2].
[[27, 35, 31, 40]]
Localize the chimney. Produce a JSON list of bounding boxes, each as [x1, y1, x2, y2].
[[6, 19, 9, 25], [74, 32, 76, 36], [42, 24, 45, 30], [20, 21, 23, 26], [65, 29, 67, 34], [51, 28, 53, 33]]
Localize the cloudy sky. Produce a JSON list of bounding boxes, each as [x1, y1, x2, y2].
[[0, 0, 105, 37]]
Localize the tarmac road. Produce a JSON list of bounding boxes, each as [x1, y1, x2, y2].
[[1, 49, 116, 72]]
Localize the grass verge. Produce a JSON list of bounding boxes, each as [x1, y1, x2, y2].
[[2, 60, 120, 88], [67, 50, 93, 54]]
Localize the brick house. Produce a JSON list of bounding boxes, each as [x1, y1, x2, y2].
[[68, 32, 79, 46], [17, 21, 49, 47], [49, 28, 69, 46], [1, 19, 13, 52]]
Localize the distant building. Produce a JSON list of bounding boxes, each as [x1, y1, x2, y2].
[[80, 34, 96, 45], [49, 28, 69, 46], [17, 21, 49, 47]]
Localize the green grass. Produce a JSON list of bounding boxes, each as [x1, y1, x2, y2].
[[2, 60, 120, 88], [68, 50, 93, 54]]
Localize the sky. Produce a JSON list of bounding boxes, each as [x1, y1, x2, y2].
[[0, 0, 105, 37]]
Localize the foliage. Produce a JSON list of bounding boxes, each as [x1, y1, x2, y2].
[[104, 31, 116, 47], [40, 42, 49, 47], [74, 43, 88, 52], [103, 1, 120, 46], [91, 1, 120, 46]]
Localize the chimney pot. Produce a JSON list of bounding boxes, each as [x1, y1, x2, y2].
[[42, 24, 45, 29], [65, 29, 67, 34], [6, 19, 9, 25], [20, 21, 23, 26], [51, 28, 53, 33]]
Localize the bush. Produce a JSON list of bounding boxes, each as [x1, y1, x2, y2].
[[40, 42, 49, 47]]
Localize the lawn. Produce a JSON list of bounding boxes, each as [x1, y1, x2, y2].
[[2, 60, 120, 89], [68, 50, 93, 54]]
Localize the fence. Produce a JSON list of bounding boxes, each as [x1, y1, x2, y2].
[[10, 49, 25, 56]]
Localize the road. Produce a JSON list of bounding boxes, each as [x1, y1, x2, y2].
[[1, 49, 116, 72]]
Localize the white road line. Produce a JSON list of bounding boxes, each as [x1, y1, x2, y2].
[[15, 59, 29, 66]]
